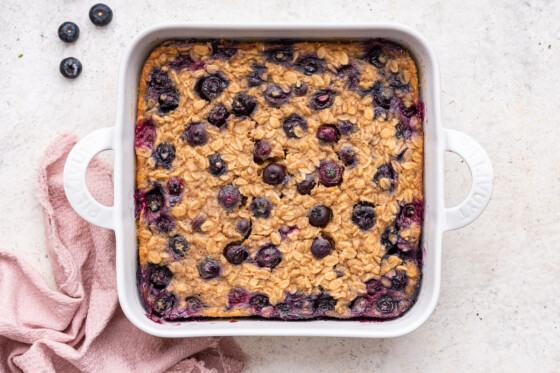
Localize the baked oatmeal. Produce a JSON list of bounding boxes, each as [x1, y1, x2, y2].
[[134, 39, 424, 321]]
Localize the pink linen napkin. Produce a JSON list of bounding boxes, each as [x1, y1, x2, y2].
[[0, 134, 246, 373]]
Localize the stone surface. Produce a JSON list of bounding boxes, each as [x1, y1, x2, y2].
[[1, 0, 559, 371]]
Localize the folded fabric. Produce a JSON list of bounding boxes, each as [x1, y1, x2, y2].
[[0, 134, 245, 373]]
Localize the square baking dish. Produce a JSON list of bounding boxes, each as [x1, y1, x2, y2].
[[63, 24, 494, 338]]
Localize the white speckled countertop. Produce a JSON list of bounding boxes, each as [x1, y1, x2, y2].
[[1, 0, 559, 371]]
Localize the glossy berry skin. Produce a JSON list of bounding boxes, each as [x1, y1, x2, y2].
[[375, 294, 395, 313], [310, 236, 333, 259], [308, 205, 332, 228], [294, 56, 325, 76], [262, 163, 286, 185], [253, 139, 272, 163], [293, 81, 308, 96], [265, 46, 293, 65], [264, 85, 291, 107], [282, 114, 307, 138], [59, 57, 82, 79], [207, 105, 230, 129], [158, 89, 179, 113], [184, 123, 209, 147], [195, 74, 229, 101], [337, 120, 356, 135], [223, 243, 250, 265], [208, 153, 227, 177], [309, 89, 335, 110], [58, 22, 79, 43], [149, 266, 173, 288], [316, 125, 340, 144], [318, 160, 344, 187], [231, 93, 256, 116], [168, 235, 189, 258], [255, 244, 282, 269], [296, 174, 316, 195], [218, 185, 242, 210], [247, 64, 266, 87], [197, 257, 221, 279], [250, 197, 272, 218], [89, 4, 113, 26], [351, 203, 376, 231], [236, 219, 252, 236], [153, 143, 175, 169]]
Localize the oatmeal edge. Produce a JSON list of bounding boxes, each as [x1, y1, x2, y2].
[[135, 40, 424, 320]]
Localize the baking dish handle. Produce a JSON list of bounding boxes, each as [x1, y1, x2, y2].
[[444, 129, 494, 231], [63, 127, 115, 230]]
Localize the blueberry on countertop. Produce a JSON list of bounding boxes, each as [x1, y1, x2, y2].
[[59, 57, 82, 79], [89, 3, 113, 27], [58, 22, 80, 43]]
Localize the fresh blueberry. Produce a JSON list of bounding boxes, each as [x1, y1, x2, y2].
[[58, 22, 80, 43], [183, 123, 209, 146], [366, 278, 382, 294], [279, 225, 299, 239], [395, 122, 412, 140], [308, 205, 332, 228], [264, 85, 291, 107], [208, 153, 227, 177], [223, 242, 250, 265], [397, 199, 424, 227], [294, 55, 325, 76], [155, 214, 175, 233], [265, 46, 293, 65], [309, 89, 335, 110], [149, 266, 173, 288], [236, 219, 252, 238], [250, 294, 270, 311], [211, 42, 238, 60], [336, 64, 360, 90], [190, 215, 206, 232], [89, 4, 113, 26], [282, 114, 307, 138], [376, 294, 395, 313], [253, 139, 272, 163], [218, 185, 242, 210], [262, 163, 286, 185], [311, 235, 334, 259], [168, 53, 204, 71], [372, 81, 394, 109], [313, 292, 337, 314], [153, 143, 175, 169], [168, 235, 189, 258], [158, 88, 180, 113], [195, 74, 229, 101], [185, 296, 203, 314], [365, 45, 387, 68], [231, 93, 257, 116], [247, 64, 267, 87], [316, 125, 340, 144], [135, 118, 157, 148], [293, 81, 308, 96], [296, 174, 316, 195], [318, 160, 344, 187], [339, 146, 357, 168], [207, 105, 230, 129], [337, 120, 356, 135], [145, 187, 164, 213], [197, 257, 221, 279], [255, 244, 282, 269], [59, 57, 82, 79], [167, 177, 184, 196], [351, 202, 376, 231], [153, 293, 175, 316], [373, 163, 397, 191], [250, 197, 272, 218]]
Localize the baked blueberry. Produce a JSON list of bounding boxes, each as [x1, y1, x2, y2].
[[395, 122, 412, 140], [59, 57, 82, 79], [218, 185, 242, 210], [336, 64, 360, 90], [250, 294, 270, 311], [279, 225, 299, 239], [153, 143, 175, 169], [208, 153, 227, 177], [185, 296, 204, 313], [155, 214, 175, 233], [376, 294, 395, 313], [168, 235, 189, 258], [197, 257, 221, 279], [255, 244, 281, 269], [247, 64, 266, 87], [168, 53, 204, 71], [236, 219, 252, 238], [387, 271, 407, 290], [195, 74, 228, 101], [145, 187, 164, 213], [89, 3, 113, 26], [153, 294, 175, 316], [158, 88, 180, 113], [389, 74, 409, 90], [253, 139, 272, 163], [337, 120, 356, 135], [263, 163, 286, 185], [351, 202, 376, 231], [250, 197, 272, 218], [350, 296, 371, 314], [309, 89, 335, 110], [190, 215, 206, 232], [58, 22, 79, 43], [231, 93, 256, 116], [282, 114, 307, 138], [308, 205, 332, 228], [135, 118, 157, 148], [146, 68, 173, 98], [167, 177, 184, 196], [318, 160, 344, 187], [223, 242, 250, 265], [264, 85, 291, 107], [228, 288, 249, 306], [365, 45, 387, 68], [211, 42, 238, 60], [316, 125, 340, 144], [207, 105, 230, 129], [397, 199, 424, 226], [293, 81, 308, 96], [149, 266, 172, 288], [296, 174, 316, 195], [310, 235, 333, 259], [381, 225, 398, 251], [339, 146, 357, 168], [313, 292, 337, 314], [366, 278, 382, 294], [294, 55, 325, 76], [372, 81, 394, 109], [265, 46, 293, 65], [373, 163, 397, 191], [184, 123, 208, 146]]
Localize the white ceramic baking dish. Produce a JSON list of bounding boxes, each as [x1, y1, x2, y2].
[[63, 24, 493, 338]]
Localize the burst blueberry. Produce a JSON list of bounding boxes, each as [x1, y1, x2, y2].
[[264, 85, 291, 107], [231, 93, 257, 116], [351, 202, 376, 231], [153, 143, 175, 168], [296, 174, 316, 195], [168, 53, 204, 71], [316, 125, 340, 144], [184, 123, 208, 146], [153, 294, 175, 316], [167, 177, 184, 196], [197, 257, 221, 279], [336, 64, 360, 90], [190, 215, 206, 232], [265, 46, 293, 65], [372, 81, 394, 109], [185, 296, 203, 313], [135, 118, 156, 148], [373, 163, 397, 191], [228, 288, 249, 306], [155, 214, 175, 233], [313, 292, 337, 314], [282, 114, 307, 138], [253, 139, 272, 163], [376, 295, 395, 313], [250, 197, 272, 218], [294, 55, 325, 76], [194, 74, 229, 101], [158, 88, 180, 113], [247, 64, 267, 87], [168, 235, 189, 258], [218, 185, 242, 210], [293, 81, 308, 96], [145, 187, 164, 213], [366, 45, 387, 68], [337, 120, 356, 135], [339, 146, 357, 168], [211, 41, 238, 60], [207, 105, 230, 129], [149, 266, 173, 288], [255, 244, 282, 269], [309, 89, 335, 110], [208, 153, 227, 177], [250, 294, 270, 311]]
